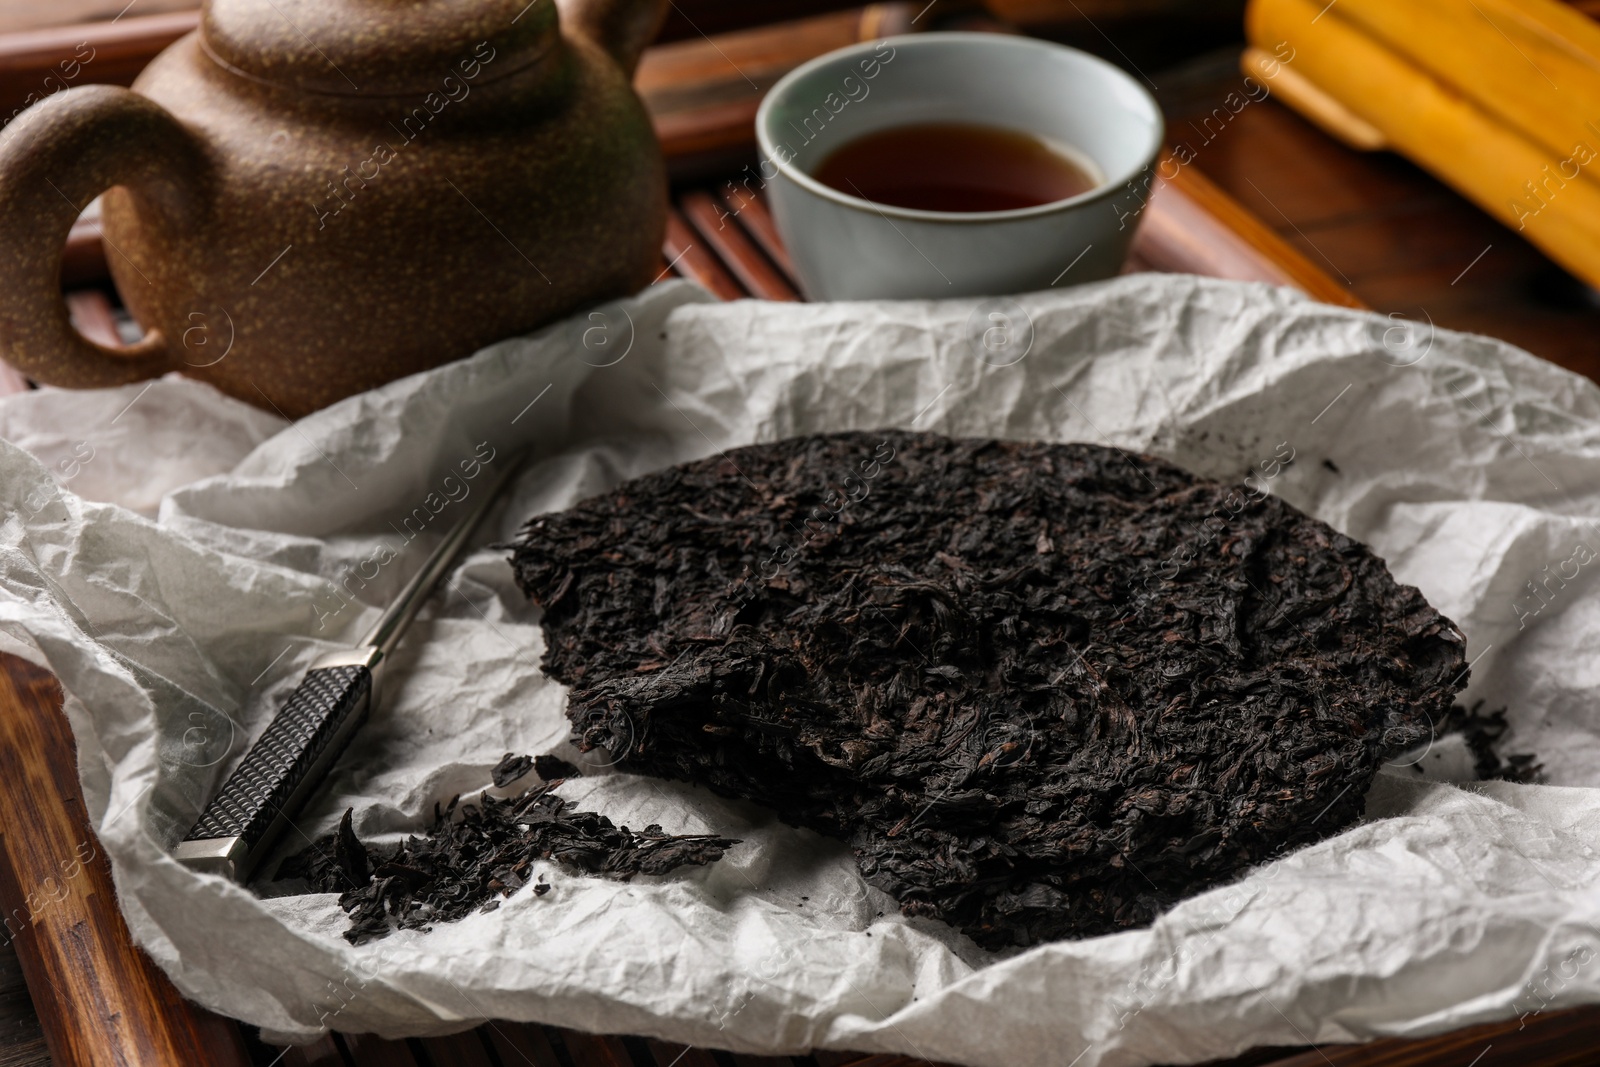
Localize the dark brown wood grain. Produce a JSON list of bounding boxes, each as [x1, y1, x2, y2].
[[1193, 1003, 1600, 1067], [639, 4, 915, 179], [555, 1028, 639, 1067], [0, 941, 47, 1067], [639, 7, 893, 114], [0, 11, 197, 128], [1135, 154, 1366, 308], [341, 1031, 423, 1066], [420, 1028, 498, 1067], [280, 1033, 346, 1066], [1157, 53, 1600, 384], [720, 186, 800, 284], [654, 0, 895, 44], [0, 654, 253, 1067], [679, 189, 798, 300], [645, 1037, 723, 1067], [482, 1021, 566, 1067], [665, 207, 745, 300]]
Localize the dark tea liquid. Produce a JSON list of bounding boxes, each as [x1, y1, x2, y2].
[[811, 122, 1099, 213]]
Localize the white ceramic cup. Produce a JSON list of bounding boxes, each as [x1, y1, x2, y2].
[[754, 33, 1164, 301]]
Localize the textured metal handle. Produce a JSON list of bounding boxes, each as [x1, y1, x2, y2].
[[174, 661, 373, 881], [174, 449, 527, 883]]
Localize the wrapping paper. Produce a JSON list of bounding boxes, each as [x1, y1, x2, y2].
[[2, 275, 1599, 1067]]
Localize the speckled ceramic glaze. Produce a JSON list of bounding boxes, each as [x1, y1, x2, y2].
[[0, 0, 668, 416]]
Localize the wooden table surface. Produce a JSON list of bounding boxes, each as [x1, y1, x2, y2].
[[1, 4, 1599, 1067], [1151, 43, 1600, 385]]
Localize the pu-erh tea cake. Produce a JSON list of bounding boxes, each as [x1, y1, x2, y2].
[[510, 431, 1467, 948]]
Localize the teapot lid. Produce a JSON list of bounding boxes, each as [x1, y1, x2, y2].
[[200, 0, 558, 96]]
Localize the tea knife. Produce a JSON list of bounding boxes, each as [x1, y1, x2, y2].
[[173, 449, 527, 882]]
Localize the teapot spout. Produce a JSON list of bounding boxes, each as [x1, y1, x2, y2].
[[557, 0, 666, 76]]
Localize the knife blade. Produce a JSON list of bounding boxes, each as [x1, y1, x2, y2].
[[173, 448, 527, 882]]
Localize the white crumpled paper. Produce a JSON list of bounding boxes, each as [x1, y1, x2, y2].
[[3, 275, 1600, 1067]]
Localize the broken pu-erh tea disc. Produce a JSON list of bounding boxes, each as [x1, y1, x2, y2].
[[510, 431, 1467, 949]]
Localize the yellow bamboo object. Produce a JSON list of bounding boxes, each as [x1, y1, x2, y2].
[[1248, 0, 1600, 289], [1324, 0, 1600, 166], [1240, 46, 1386, 150]]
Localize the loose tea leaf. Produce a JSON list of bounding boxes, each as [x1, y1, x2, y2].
[[511, 431, 1468, 948], [535, 754, 581, 781], [1439, 701, 1542, 783], [492, 751, 534, 787], [276, 782, 738, 943]]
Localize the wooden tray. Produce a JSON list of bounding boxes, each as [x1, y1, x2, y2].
[[0, 5, 1595, 1067]]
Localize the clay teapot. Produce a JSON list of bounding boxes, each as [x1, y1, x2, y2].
[[0, 0, 668, 417]]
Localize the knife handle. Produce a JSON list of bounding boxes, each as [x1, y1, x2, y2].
[[173, 648, 379, 881]]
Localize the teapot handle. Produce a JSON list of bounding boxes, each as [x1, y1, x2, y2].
[[557, 0, 668, 76], [0, 85, 207, 388]]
